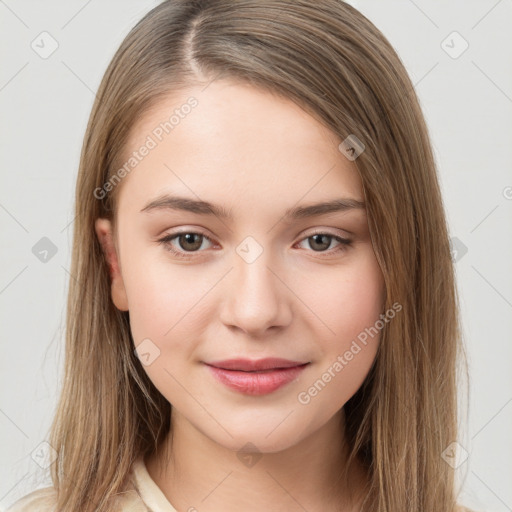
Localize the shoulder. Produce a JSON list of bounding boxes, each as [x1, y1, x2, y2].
[[5, 485, 147, 512], [5, 486, 57, 512]]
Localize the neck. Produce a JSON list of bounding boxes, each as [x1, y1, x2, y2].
[[145, 408, 367, 512]]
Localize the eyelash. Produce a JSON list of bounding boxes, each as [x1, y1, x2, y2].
[[157, 229, 352, 260]]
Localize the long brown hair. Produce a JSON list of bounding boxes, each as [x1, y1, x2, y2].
[[42, 1, 468, 510]]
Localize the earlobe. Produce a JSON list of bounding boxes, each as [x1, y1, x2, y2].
[[94, 218, 129, 312]]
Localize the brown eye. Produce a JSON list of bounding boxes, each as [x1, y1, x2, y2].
[[175, 233, 204, 252], [296, 232, 352, 256], [308, 234, 333, 251], [158, 231, 214, 259]]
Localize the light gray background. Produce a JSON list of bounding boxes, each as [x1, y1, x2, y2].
[[1, 1, 511, 511]]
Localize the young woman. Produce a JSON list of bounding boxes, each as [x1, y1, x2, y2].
[[8, 1, 471, 511]]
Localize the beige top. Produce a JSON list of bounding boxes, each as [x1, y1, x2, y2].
[[6, 458, 478, 512], [6, 456, 178, 512]]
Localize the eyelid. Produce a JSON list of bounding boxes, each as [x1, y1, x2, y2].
[[157, 226, 354, 261], [158, 226, 350, 242], [302, 227, 352, 240], [156, 228, 215, 260]]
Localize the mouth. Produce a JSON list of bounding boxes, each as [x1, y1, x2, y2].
[[204, 358, 310, 395], [206, 357, 309, 372]]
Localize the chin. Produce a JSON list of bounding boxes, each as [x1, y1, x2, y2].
[[201, 421, 307, 455]]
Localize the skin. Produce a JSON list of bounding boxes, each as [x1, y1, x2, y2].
[[95, 79, 385, 512]]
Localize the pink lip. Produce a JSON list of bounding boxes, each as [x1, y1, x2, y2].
[[204, 358, 310, 395]]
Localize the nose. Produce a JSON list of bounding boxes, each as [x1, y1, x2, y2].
[[218, 247, 293, 337]]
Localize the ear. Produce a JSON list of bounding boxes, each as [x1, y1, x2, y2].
[[95, 218, 129, 312]]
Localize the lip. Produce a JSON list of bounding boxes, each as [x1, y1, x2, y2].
[[207, 357, 308, 371], [204, 358, 310, 395]]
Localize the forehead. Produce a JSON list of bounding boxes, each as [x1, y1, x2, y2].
[[116, 80, 363, 216]]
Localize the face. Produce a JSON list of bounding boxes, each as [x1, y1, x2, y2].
[[95, 79, 385, 453]]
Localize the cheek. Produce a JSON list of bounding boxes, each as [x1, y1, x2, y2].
[[299, 249, 384, 342], [332, 256, 384, 390], [118, 241, 187, 344], [124, 263, 208, 403], [298, 250, 384, 398], [126, 269, 204, 346]]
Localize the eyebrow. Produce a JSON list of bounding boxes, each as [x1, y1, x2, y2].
[[140, 194, 365, 220]]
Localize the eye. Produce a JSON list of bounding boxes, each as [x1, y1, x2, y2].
[[157, 231, 215, 259], [295, 231, 352, 256], [157, 229, 352, 259]]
